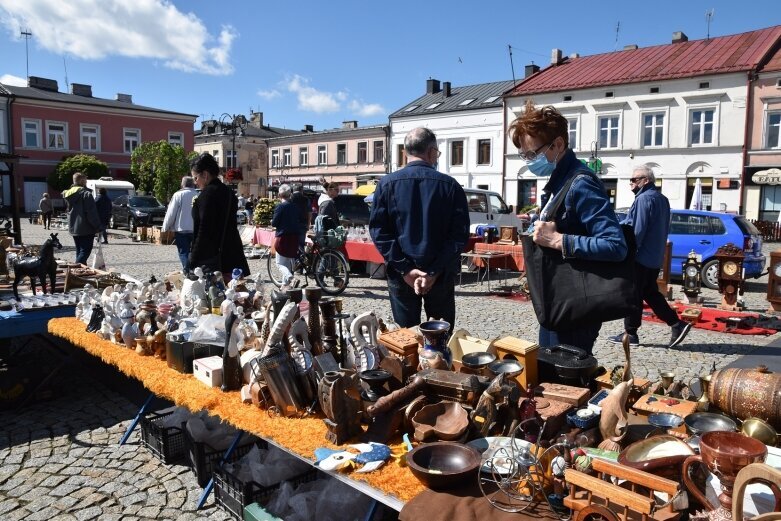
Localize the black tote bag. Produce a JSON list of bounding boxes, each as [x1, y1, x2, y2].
[[521, 174, 638, 331]]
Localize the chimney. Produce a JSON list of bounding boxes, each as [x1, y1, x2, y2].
[[115, 93, 133, 103], [569, 53, 580, 59], [201, 120, 217, 134], [426, 78, 441, 94], [551, 48, 563, 65], [342, 120, 358, 129], [672, 31, 688, 43], [524, 64, 540, 78], [442, 81, 451, 97], [70, 83, 92, 97], [249, 111, 264, 128], [623, 44, 638, 51], [28, 76, 59, 92], [303, 124, 314, 132]]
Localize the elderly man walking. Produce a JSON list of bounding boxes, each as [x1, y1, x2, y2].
[[609, 165, 692, 348], [63, 172, 101, 265], [162, 176, 198, 270], [370, 127, 469, 328]]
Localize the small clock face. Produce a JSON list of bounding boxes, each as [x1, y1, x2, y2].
[[722, 261, 738, 276], [685, 266, 698, 277], [774, 262, 781, 278]]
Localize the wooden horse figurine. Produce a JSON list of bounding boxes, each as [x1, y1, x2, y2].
[[12, 233, 63, 300]]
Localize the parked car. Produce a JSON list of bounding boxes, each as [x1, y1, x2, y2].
[[668, 210, 764, 289], [109, 195, 166, 232], [463, 188, 526, 233]]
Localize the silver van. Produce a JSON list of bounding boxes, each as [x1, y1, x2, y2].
[[463, 188, 525, 233]]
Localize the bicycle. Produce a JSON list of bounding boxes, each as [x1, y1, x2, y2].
[[267, 239, 350, 295]]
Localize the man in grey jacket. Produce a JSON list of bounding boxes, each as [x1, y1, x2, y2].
[[63, 172, 101, 265], [162, 176, 197, 270]]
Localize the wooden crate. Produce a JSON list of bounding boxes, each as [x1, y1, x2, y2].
[[535, 382, 589, 406], [493, 336, 538, 388], [595, 373, 651, 407]]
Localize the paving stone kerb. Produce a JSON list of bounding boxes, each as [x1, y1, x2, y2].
[[1, 220, 777, 519]]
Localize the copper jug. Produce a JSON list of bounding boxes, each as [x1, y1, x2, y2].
[[708, 365, 781, 429]]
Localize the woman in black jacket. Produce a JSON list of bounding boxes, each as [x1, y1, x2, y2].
[[188, 153, 250, 278]]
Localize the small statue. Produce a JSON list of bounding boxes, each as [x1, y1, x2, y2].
[[228, 268, 243, 291], [86, 304, 105, 333], [120, 306, 138, 348], [221, 308, 244, 392]]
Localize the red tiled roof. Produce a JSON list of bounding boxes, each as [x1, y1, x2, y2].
[[508, 26, 781, 96]]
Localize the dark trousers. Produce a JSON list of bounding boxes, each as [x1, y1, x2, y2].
[[174, 232, 194, 270], [539, 323, 601, 355], [73, 235, 94, 265], [42, 211, 52, 229], [625, 262, 680, 335], [386, 270, 456, 328]]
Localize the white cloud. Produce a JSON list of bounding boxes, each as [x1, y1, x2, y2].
[[0, 73, 26, 86], [284, 74, 342, 113], [0, 0, 236, 75], [257, 89, 281, 100], [349, 100, 385, 117]]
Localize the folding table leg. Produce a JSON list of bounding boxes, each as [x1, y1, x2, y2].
[[362, 499, 379, 521], [119, 393, 154, 446], [196, 431, 244, 510]]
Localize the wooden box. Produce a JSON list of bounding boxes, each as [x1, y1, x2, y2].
[[418, 368, 489, 409], [493, 336, 538, 389], [535, 382, 589, 406], [594, 373, 651, 407], [496, 226, 518, 245], [378, 328, 419, 369], [537, 397, 573, 439], [632, 393, 697, 433], [681, 307, 702, 324]]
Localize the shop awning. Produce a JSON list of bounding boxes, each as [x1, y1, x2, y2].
[[355, 184, 376, 196]]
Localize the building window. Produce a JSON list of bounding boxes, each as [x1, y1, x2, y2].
[[373, 141, 384, 163], [642, 112, 665, 147], [690, 109, 715, 145], [566, 118, 578, 151], [80, 124, 100, 152], [425, 102, 442, 110], [397, 144, 406, 167], [336, 144, 347, 165], [477, 139, 491, 165], [357, 142, 368, 163], [299, 146, 308, 166], [168, 132, 184, 147], [22, 119, 41, 148], [123, 128, 140, 153], [47, 121, 67, 150], [483, 96, 500, 103], [451, 140, 464, 166], [271, 149, 280, 168], [766, 112, 781, 149], [283, 148, 291, 167], [459, 98, 476, 106], [226, 150, 237, 168], [598, 115, 620, 149], [318, 145, 327, 165]]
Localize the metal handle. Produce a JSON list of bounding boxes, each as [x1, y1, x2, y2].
[[700, 240, 711, 244]]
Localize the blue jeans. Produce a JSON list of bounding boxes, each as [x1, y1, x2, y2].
[[73, 235, 95, 265], [174, 232, 194, 270], [539, 322, 602, 355], [386, 270, 456, 328]]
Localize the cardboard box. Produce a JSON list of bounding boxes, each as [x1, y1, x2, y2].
[[158, 230, 174, 245], [193, 355, 223, 387]]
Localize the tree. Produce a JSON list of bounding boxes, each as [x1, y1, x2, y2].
[[130, 141, 196, 203], [48, 154, 108, 192]]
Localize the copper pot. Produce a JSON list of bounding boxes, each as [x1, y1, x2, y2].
[[708, 365, 781, 429]]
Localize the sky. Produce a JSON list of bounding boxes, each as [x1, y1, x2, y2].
[[1, 0, 780, 133]]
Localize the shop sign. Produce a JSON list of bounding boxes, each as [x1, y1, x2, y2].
[[751, 168, 781, 185]]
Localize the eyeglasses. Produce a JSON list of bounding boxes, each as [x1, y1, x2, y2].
[[433, 148, 442, 159], [521, 142, 553, 162], [629, 176, 646, 183]]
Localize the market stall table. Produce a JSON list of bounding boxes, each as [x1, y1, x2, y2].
[[473, 242, 524, 272], [460, 251, 511, 292], [47, 317, 413, 511]]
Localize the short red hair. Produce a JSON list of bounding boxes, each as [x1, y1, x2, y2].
[[509, 99, 569, 149]]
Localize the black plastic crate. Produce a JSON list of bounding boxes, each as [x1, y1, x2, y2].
[[214, 465, 320, 520], [183, 428, 264, 487], [140, 408, 187, 464]]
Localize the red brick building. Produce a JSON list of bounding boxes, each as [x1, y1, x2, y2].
[[2, 76, 196, 212]]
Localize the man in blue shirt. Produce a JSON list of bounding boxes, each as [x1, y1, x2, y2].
[[609, 165, 691, 348], [369, 127, 469, 328]]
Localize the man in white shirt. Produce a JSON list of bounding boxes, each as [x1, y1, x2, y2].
[[162, 176, 198, 270]]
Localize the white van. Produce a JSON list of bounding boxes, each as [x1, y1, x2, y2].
[[85, 177, 135, 200], [463, 188, 526, 234]]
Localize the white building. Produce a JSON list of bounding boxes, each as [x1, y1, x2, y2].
[[504, 27, 781, 214], [389, 79, 516, 195]]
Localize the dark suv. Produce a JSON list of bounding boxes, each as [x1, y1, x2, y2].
[[332, 194, 370, 226], [110, 195, 166, 232]]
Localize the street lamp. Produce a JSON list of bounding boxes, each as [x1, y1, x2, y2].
[[218, 113, 247, 186]]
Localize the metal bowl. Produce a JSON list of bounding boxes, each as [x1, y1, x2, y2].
[[648, 413, 684, 429], [407, 442, 481, 490], [461, 351, 497, 369], [741, 417, 778, 446], [684, 412, 738, 436], [487, 359, 524, 379]]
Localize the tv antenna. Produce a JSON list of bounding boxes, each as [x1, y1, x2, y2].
[[614, 21, 621, 50], [508, 44, 516, 86], [63, 57, 69, 90], [20, 28, 32, 80], [705, 9, 715, 39]]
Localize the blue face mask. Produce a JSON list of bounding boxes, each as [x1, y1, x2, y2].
[[526, 149, 559, 177]]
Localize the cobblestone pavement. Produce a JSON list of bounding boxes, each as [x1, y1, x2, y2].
[[2, 220, 779, 519]]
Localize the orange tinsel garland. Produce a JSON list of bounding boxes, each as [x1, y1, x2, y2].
[[48, 317, 424, 502]]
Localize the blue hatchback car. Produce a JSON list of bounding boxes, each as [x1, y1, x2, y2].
[[668, 210, 765, 289]]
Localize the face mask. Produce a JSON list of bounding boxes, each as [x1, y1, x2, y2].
[[526, 148, 560, 177], [631, 185, 642, 195]]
